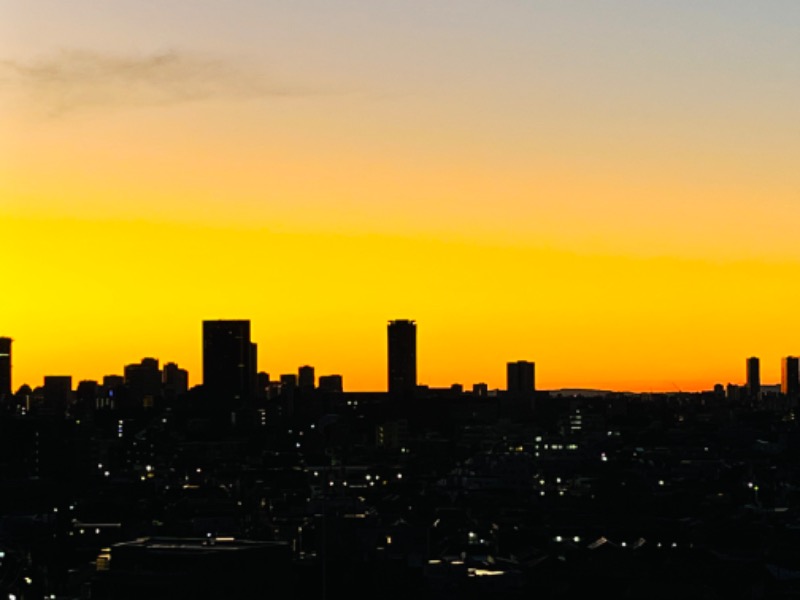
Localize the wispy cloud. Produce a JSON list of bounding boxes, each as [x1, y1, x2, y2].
[[0, 49, 303, 115]]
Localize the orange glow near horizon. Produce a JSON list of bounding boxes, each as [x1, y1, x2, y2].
[[3, 2, 800, 393], [3, 214, 800, 393]]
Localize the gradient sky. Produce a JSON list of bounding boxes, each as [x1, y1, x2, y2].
[[2, 1, 800, 392]]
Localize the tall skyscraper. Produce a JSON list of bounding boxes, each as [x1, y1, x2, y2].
[[0, 337, 11, 398], [203, 320, 256, 406], [746, 357, 761, 399], [782, 356, 800, 398], [507, 361, 535, 398], [388, 320, 417, 397]]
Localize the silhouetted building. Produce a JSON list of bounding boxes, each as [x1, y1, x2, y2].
[[279, 374, 297, 410], [94, 375, 123, 409], [249, 341, 258, 394], [43, 375, 72, 415], [472, 383, 488, 397], [76, 380, 99, 403], [319, 374, 343, 393], [746, 357, 761, 400], [782, 356, 800, 398], [202, 320, 256, 407], [255, 371, 270, 399], [125, 358, 162, 405], [507, 361, 535, 397], [388, 320, 417, 397], [103, 375, 124, 389], [73, 379, 99, 418], [280, 374, 297, 390], [162, 362, 189, 398], [298, 365, 315, 390], [0, 337, 10, 398]]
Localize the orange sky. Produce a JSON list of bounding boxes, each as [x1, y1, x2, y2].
[[2, 1, 800, 391]]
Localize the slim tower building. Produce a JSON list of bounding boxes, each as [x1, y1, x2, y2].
[[746, 357, 761, 400], [782, 356, 800, 398], [388, 320, 417, 397], [0, 337, 11, 398]]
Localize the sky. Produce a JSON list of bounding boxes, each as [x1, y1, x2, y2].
[[2, 1, 800, 392]]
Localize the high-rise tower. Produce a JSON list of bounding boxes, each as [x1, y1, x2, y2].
[[782, 356, 800, 398], [507, 360, 535, 398], [388, 320, 417, 397], [0, 337, 10, 398], [202, 320, 256, 406], [746, 357, 761, 400]]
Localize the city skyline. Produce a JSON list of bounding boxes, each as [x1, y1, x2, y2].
[[2, 320, 798, 395], [3, 2, 800, 393]]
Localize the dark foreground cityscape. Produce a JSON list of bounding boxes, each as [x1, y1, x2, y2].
[[1, 322, 800, 599]]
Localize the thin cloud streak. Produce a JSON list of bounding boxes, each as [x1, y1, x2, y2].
[[0, 49, 308, 115]]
